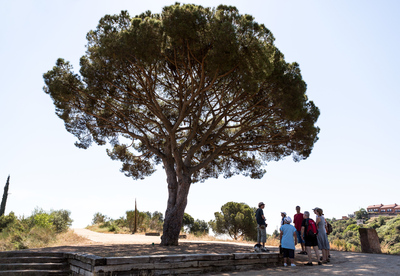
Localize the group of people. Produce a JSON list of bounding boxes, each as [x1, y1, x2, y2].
[[255, 202, 331, 267]]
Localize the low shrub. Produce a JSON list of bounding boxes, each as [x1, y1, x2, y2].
[[89, 210, 165, 234], [0, 208, 73, 251], [108, 224, 119, 232], [51, 210, 73, 233]]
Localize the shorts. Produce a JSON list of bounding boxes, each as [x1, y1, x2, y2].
[[282, 248, 295, 258], [257, 225, 267, 243], [304, 234, 318, 247], [296, 230, 304, 244]]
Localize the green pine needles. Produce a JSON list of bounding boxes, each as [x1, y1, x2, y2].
[[43, 3, 320, 245]]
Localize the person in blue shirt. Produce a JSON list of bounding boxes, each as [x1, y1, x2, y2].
[[279, 216, 298, 267]]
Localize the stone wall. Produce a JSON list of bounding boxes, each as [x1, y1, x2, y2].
[[66, 252, 282, 275]]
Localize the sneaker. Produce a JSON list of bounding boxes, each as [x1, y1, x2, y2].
[[318, 261, 322, 265], [304, 262, 313, 266], [291, 264, 296, 267], [284, 263, 287, 267]]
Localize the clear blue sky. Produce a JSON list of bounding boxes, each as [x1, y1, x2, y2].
[[1, 1, 399, 234]]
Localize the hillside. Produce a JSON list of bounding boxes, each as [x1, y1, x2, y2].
[[328, 215, 400, 254]]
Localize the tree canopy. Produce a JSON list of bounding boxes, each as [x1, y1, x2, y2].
[[43, 3, 320, 245], [209, 201, 257, 240], [355, 208, 369, 220]]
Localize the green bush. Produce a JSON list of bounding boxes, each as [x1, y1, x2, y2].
[[190, 219, 209, 236], [50, 209, 73, 233], [92, 212, 108, 224], [371, 222, 379, 229], [108, 224, 119, 232], [99, 221, 111, 228], [0, 208, 73, 251], [91, 210, 165, 233], [0, 212, 17, 231], [344, 224, 360, 234], [114, 217, 128, 228], [379, 216, 386, 226], [33, 213, 53, 229]]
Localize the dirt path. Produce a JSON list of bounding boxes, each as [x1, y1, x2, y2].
[[72, 228, 162, 244], [69, 229, 400, 275], [208, 251, 400, 275], [72, 228, 257, 247]]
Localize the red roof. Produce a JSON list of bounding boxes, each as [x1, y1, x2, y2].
[[367, 204, 383, 209], [381, 204, 397, 208], [395, 205, 400, 209]]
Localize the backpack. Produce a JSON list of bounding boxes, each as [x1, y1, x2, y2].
[[326, 221, 333, 235], [306, 218, 318, 237]]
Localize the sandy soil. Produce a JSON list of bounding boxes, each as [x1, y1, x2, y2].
[[28, 229, 400, 275]]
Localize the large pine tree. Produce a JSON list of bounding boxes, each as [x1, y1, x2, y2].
[[43, 4, 320, 245]]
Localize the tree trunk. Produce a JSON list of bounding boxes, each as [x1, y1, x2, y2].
[[0, 176, 10, 217], [161, 163, 191, 246]]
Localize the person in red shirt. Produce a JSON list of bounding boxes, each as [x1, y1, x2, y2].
[[294, 206, 306, 254]]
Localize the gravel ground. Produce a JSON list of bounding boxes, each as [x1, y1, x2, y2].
[[28, 229, 400, 275]]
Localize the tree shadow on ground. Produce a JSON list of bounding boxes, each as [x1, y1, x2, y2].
[[24, 242, 279, 257]]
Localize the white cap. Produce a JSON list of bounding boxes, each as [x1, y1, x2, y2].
[[281, 212, 287, 216], [284, 216, 292, 224]]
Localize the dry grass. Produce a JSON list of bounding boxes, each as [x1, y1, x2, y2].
[[184, 233, 230, 242], [86, 224, 134, 234], [380, 243, 390, 254], [85, 225, 115, 233], [0, 237, 13, 251], [329, 238, 361, 252], [265, 237, 280, 246], [0, 228, 94, 251], [49, 230, 95, 247], [23, 227, 57, 249]]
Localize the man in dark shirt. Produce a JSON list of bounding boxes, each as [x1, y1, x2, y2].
[[255, 202, 267, 249]]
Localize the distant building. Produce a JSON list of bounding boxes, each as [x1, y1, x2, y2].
[[367, 203, 399, 217], [367, 204, 383, 213]]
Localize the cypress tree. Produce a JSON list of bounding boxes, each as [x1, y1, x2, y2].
[[134, 198, 137, 234], [0, 176, 10, 216]]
